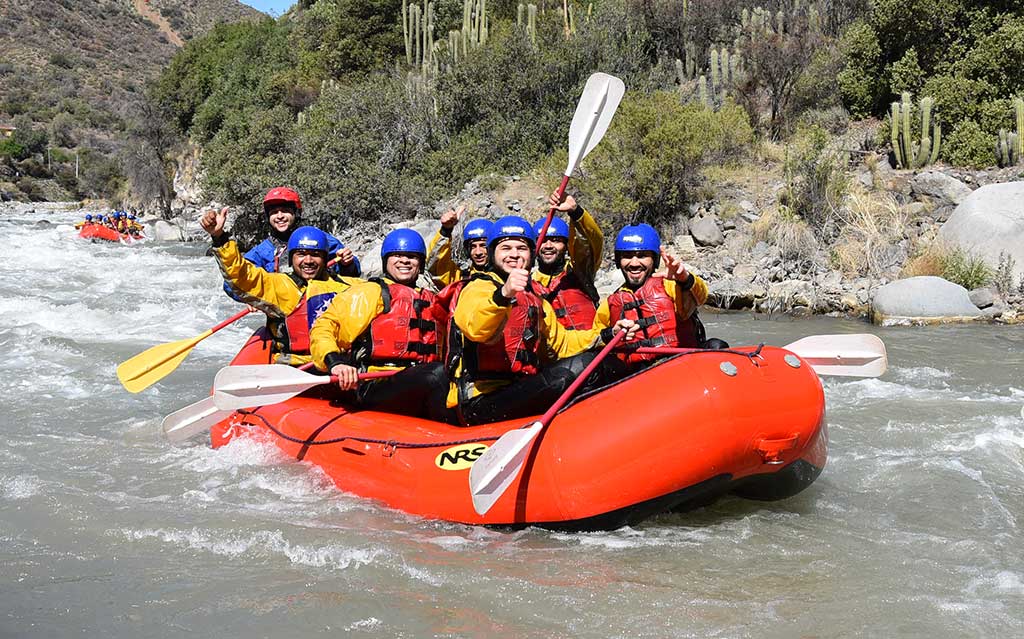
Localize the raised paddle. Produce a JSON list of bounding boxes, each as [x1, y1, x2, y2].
[[118, 253, 348, 393], [212, 364, 398, 410], [534, 72, 625, 250], [633, 333, 888, 378], [469, 330, 627, 516]]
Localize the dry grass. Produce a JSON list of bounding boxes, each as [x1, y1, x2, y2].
[[751, 205, 821, 267], [902, 243, 947, 278], [831, 186, 908, 277]]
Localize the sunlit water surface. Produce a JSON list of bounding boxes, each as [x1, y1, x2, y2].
[[2, 205, 1022, 638]]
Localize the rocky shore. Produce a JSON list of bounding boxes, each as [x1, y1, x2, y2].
[[14, 155, 1024, 326]]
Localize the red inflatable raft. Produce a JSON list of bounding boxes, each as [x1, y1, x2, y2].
[[208, 330, 827, 530], [78, 225, 143, 243]]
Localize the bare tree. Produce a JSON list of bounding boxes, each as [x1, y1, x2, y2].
[[122, 95, 179, 218]]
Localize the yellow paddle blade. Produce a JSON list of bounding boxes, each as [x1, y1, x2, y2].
[[116, 329, 213, 393]]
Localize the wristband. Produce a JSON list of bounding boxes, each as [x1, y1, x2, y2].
[[492, 287, 512, 307], [324, 351, 347, 371], [211, 231, 231, 248], [677, 272, 695, 291]]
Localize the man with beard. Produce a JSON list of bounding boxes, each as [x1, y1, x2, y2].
[[531, 190, 603, 330], [443, 216, 637, 426], [310, 229, 448, 419], [202, 207, 353, 366], [591, 223, 720, 372]]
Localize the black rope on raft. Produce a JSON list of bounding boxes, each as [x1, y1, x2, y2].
[[236, 409, 499, 449]]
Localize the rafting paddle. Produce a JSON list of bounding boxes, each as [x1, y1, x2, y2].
[[161, 396, 226, 444], [469, 330, 627, 516], [212, 364, 397, 410], [534, 72, 625, 250], [117, 308, 254, 393], [634, 333, 888, 378], [118, 253, 348, 393]]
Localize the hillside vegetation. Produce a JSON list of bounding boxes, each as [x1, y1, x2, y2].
[[0, 0, 261, 201], [145, 0, 1024, 245]]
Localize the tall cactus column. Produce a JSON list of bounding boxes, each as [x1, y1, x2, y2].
[[891, 92, 941, 169]]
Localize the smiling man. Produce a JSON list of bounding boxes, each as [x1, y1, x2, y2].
[[310, 228, 448, 418], [203, 207, 353, 366], [531, 189, 603, 330], [591, 223, 716, 371], [444, 216, 637, 425]]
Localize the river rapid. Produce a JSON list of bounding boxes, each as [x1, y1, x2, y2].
[[2, 204, 1023, 638]]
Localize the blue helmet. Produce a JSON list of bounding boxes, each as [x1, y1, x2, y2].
[[287, 226, 329, 255], [97, 215, 104, 221], [381, 228, 426, 261], [488, 215, 536, 251], [85, 214, 93, 221], [128, 214, 136, 220], [533, 216, 570, 241], [462, 219, 493, 244], [615, 223, 661, 268]]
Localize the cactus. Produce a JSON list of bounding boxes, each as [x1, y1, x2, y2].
[[1015, 97, 1024, 159], [890, 92, 941, 169], [698, 75, 710, 108], [527, 3, 537, 44], [996, 129, 1019, 168]]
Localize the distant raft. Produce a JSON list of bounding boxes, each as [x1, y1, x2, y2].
[[206, 329, 828, 531], [79, 225, 143, 243]]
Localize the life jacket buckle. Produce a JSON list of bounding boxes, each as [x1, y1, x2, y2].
[[382, 441, 397, 458]]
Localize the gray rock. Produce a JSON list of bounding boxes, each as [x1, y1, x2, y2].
[[739, 199, 755, 213], [722, 218, 736, 231], [856, 170, 873, 189], [938, 181, 1024, 289], [766, 279, 816, 309], [708, 276, 765, 310], [740, 211, 760, 223], [903, 202, 929, 217], [872, 276, 983, 325], [690, 213, 724, 247], [149, 220, 185, 242], [910, 170, 972, 206], [968, 287, 997, 309], [732, 264, 757, 282]]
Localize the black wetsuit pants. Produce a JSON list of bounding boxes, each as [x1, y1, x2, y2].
[[356, 362, 450, 419], [454, 350, 625, 426]]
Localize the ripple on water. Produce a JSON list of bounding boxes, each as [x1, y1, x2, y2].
[[1, 474, 43, 500]]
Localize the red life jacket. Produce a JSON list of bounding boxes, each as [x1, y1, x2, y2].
[[607, 276, 700, 364], [531, 268, 598, 330], [454, 276, 543, 381], [267, 274, 310, 355], [352, 279, 438, 367]]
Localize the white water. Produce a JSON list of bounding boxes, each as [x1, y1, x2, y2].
[[2, 205, 1023, 637]]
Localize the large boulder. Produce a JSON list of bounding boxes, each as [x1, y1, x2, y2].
[[938, 181, 1024, 289], [689, 213, 724, 247], [871, 276, 983, 325], [360, 219, 438, 280], [910, 170, 972, 206], [148, 219, 185, 242], [708, 276, 766, 310]]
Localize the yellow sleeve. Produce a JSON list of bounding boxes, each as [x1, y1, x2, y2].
[[591, 298, 612, 332], [453, 276, 510, 343], [213, 239, 298, 317], [427, 229, 458, 286], [309, 280, 385, 370], [664, 275, 709, 319], [539, 299, 600, 358], [567, 209, 604, 278]]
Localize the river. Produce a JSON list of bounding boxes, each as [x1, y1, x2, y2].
[[2, 204, 1022, 638]]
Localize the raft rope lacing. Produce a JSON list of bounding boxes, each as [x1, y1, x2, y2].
[[236, 409, 499, 450], [234, 344, 766, 452]]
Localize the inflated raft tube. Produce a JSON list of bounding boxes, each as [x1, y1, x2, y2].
[[209, 330, 827, 531], [78, 225, 142, 242]]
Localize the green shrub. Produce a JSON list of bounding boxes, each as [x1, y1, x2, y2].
[[942, 247, 991, 290], [943, 119, 994, 168], [0, 138, 26, 161], [560, 92, 753, 235], [887, 47, 924, 97], [781, 125, 848, 236]]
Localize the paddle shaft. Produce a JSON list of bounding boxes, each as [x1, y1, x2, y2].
[[538, 330, 626, 426], [535, 174, 571, 251], [208, 308, 253, 334]]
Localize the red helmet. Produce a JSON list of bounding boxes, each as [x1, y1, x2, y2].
[[263, 186, 302, 213]]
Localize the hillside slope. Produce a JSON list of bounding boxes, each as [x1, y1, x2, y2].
[[0, 0, 263, 199]]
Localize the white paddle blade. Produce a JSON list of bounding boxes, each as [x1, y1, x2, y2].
[[212, 364, 328, 410], [784, 334, 888, 378], [565, 73, 625, 173], [162, 397, 230, 444], [469, 422, 543, 516]]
